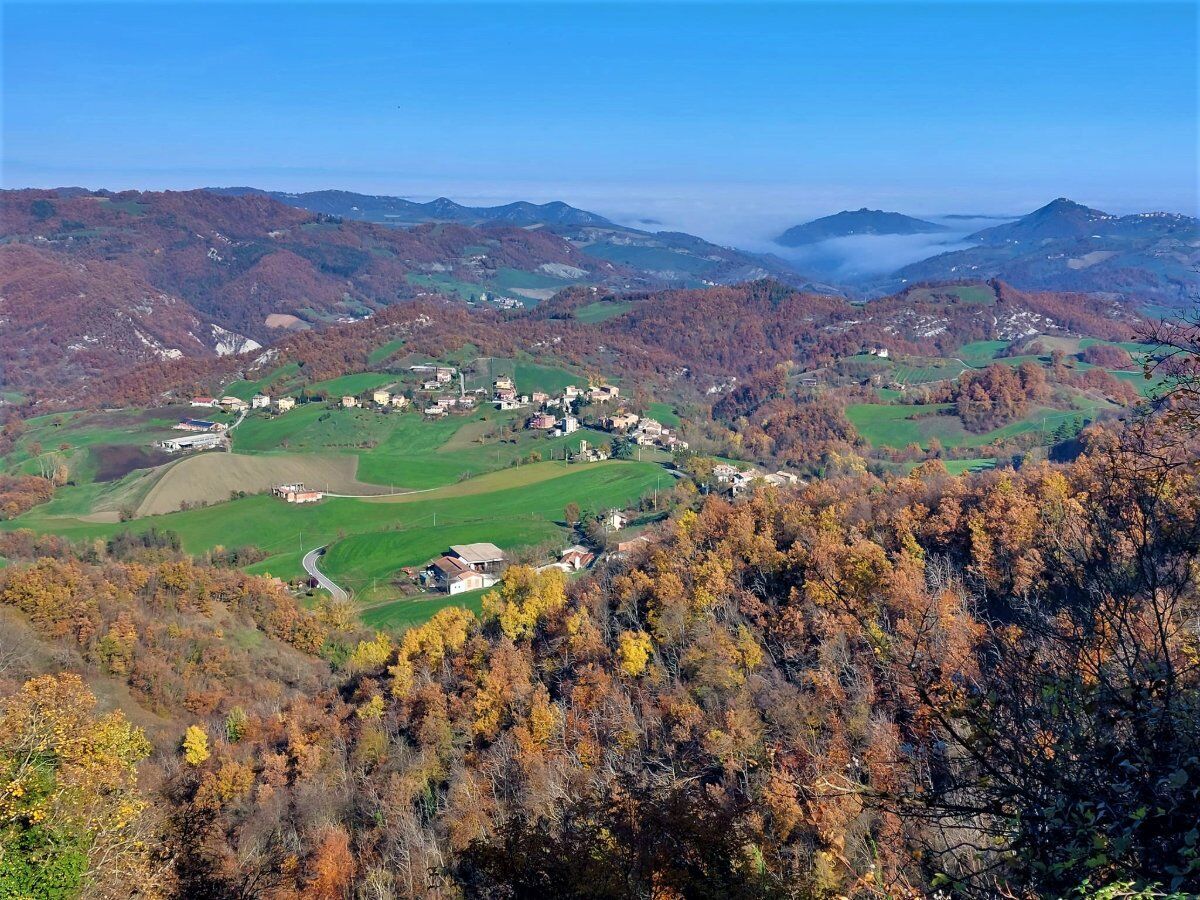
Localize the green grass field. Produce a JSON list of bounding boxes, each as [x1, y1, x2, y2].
[[575, 300, 634, 323], [847, 397, 1105, 451], [581, 243, 712, 277], [956, 340, 1009, 366], [6, 459, 664, 586], [488, 267, 571, 293], [367, 337, 407, 365], [646, 402, 681, 428], [359, 586, 490, 630]]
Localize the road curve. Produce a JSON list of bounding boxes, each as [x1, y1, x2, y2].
[[301, 546, 349, 601]]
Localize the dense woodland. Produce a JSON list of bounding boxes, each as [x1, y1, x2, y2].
[[2, 334, 1199, 896]]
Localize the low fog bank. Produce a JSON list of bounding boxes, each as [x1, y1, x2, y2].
[[768, 218, 1009, 281], [362, 182, 1020, 283], [595, 197, 1015, 281]]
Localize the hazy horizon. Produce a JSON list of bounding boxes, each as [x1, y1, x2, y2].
[[4, 1, 1197, 249]]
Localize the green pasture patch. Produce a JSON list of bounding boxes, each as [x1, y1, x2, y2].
[[847, 403, 954, 448], [5, 461, 664, 587], [956, 340, 1009, 366], [581, 243, 712, 276], [575, 300, 633, 323], [367, 337, 408, 365], [223, 363, 302, 400], [646, 402, 681, 428], [360, 587, 490, 631], [488, 267, 571, 292]]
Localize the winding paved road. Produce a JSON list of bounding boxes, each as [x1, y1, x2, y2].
[[301, 546, 348, 601]]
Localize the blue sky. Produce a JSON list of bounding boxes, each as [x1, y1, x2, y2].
[[3, 1, 1196, 242]]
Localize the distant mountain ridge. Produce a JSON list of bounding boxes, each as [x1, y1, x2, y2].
[[889, 198, 1199, 305], [966, 197, 1194, 245], [775, 207, 948, 246], [206, 187, 614, 228], [208, 186, 820, 293]]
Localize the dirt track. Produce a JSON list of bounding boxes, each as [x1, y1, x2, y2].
[[135, 452, 391, 516]]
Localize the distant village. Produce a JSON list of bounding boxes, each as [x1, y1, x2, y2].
[[152, 362, 806, 604], [160, 362, 689, 463]]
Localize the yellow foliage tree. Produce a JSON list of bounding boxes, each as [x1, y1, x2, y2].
[[617, 629, 654, 677], [182, 724, 210, 766], [348, 632, 394, 673], [482, 566, 566, 641]]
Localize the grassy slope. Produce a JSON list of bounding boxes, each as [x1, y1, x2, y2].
[[575, 300, 633, 323], [7, 460, 664, 583]]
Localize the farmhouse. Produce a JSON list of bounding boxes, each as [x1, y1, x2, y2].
[[559, 545, 595, 570], [341, 395, 360, 408], [159, 433, 224, 453], [390, 394, 409, 408], [589, 384, 619, 403], [712, 463, 741, 483], [271, 482, 323, 503], [220, 396, 248, 412], [604, 412, 640, 432], [422, 556, 496, 600], [275, 397, 296, 412], [372, 389, 391, 406], [423, 542, 506, 594], [604, 509, 629, 531], [448, 543, 506, 572], [764, 471, 802, 487], [527, 412, 557, 430], [251, 394, 271, 409]]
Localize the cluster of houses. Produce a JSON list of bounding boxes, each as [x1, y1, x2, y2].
[[712, 463, 802, 497], [342, 389, 411, 411], [520, 383, 626, 437], [600, 411, 689, 452], [192, 394, 297, 414]]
